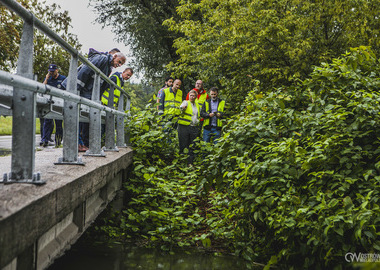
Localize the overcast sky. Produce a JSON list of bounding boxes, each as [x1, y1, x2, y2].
[[42, 0, 139, 82]]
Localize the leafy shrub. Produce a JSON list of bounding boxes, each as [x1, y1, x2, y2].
[[199, 47, 380, 269], [101, 47, 380, 269]]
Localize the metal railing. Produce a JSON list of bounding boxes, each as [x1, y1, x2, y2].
[[0, 0, 131, 185]]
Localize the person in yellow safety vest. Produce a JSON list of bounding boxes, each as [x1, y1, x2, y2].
[[178, 90, 201, 165], [158, 79, 184, 118], [156, 76, 174, 111], [200, 87, 226, 144], [101, 67, 133, 107], [186, 79, 209, 108], [186, 79, 209, 134]]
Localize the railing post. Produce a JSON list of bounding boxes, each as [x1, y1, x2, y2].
[[103, 85, 118, 152], [5, 18, 45, 185], [84, 73, 105, 157], [124, 97, 131, 146], [55, 54, 84, 165], [116, 94, 126, 147]]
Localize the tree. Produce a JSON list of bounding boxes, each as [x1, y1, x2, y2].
[[0, 0, 81, 80], [164, 0, 380, 106], [90, 0, 181, 84]]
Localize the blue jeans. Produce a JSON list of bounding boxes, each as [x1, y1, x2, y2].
[[203, 126, 221, 144]]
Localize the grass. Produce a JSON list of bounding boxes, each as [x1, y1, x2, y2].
[[0, 116, 41, 135]]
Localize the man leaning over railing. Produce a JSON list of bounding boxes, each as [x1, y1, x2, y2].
[[61, 50, 126, 151]]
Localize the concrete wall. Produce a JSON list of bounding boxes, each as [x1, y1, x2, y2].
[[0, 147, 133, 270]]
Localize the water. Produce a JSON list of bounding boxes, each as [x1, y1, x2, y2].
[[47, 231, 253, 270], [46, 188, 258, 270]]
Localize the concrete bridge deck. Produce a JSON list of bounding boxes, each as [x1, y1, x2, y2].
[[0, 146, 133, 270]]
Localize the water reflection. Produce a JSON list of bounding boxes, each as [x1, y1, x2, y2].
[[48, 235, 253, 270]]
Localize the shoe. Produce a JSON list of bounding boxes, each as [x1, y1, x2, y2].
[[78, 145, 85, 152], [78, 145, 89, 152], [43, 142, 48, 147], [39, 141, 44, 146]]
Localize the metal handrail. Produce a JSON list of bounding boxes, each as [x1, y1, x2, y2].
[[0, 71, 127, 117], [0, 0, 132, 185], [0, 0, 130, 99]]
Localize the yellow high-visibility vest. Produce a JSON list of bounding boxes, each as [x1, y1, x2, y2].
[[162, 87, 183, 116], [102, 74, 121, 106], [178, 100, 200, 126], [203, 99, 225, 127], [197, 91, 208, 107]]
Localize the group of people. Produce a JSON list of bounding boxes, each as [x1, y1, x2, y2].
[[39, 46, 226, 161], [39, 48, 133, 151], [157, 79, 226, 165]]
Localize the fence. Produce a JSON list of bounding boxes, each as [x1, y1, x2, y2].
[[0, 0, 131, 185]]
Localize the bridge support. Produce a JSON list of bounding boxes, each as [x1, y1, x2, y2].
[[56, 55, 85, 165], [3, 17, 45, 185], [0, 147, 133, 270], [84, 73, 106, 157], [103, 85, 119, 152]]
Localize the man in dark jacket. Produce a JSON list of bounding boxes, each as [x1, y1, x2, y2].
[[40, 64, 66, 147], [61, 50, 126, 149], [200, 87, 226, 144], [62, 50, 126, 100]]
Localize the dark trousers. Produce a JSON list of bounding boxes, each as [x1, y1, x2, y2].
[[80, 122, 90, 147], [41, 119, 54, 143], [39, 118, 44, 136], [178, 124, 199, 164], [79, 91, 92, 147], [55, 119, 63, 145]]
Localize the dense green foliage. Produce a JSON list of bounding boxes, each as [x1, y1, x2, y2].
[[165, 0, 380, 106], [90, 0, 380, 107], [101, 47, 380, 269], [0, 0, 81, 80], [124, 82, 156, 111]]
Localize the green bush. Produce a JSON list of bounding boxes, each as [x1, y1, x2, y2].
[[199, 47, 380, 269], [101, 47, 380, 269]]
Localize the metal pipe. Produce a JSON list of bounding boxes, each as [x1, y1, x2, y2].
[[0, 70, 127, 117]]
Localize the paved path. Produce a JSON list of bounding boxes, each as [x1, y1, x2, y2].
[[0, 135, 42, 150]]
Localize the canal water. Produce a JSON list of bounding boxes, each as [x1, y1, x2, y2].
[[47, 234, 252, 270], [46, 195, 257, 270], [46, 222, 255, 270]]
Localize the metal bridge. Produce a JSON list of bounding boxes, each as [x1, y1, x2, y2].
[[0, 0, 134, 269]]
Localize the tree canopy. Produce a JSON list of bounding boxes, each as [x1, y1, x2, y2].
[[90, 0, 181, 82], [0, 0, 81, 80], [163, 0, 380, 105]]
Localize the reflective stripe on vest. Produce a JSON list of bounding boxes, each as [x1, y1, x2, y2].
[[203, 100, 225, 127], [178, 100, 200, 126], [163, 87, 183, 116], [101, 74, 121, 106]]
